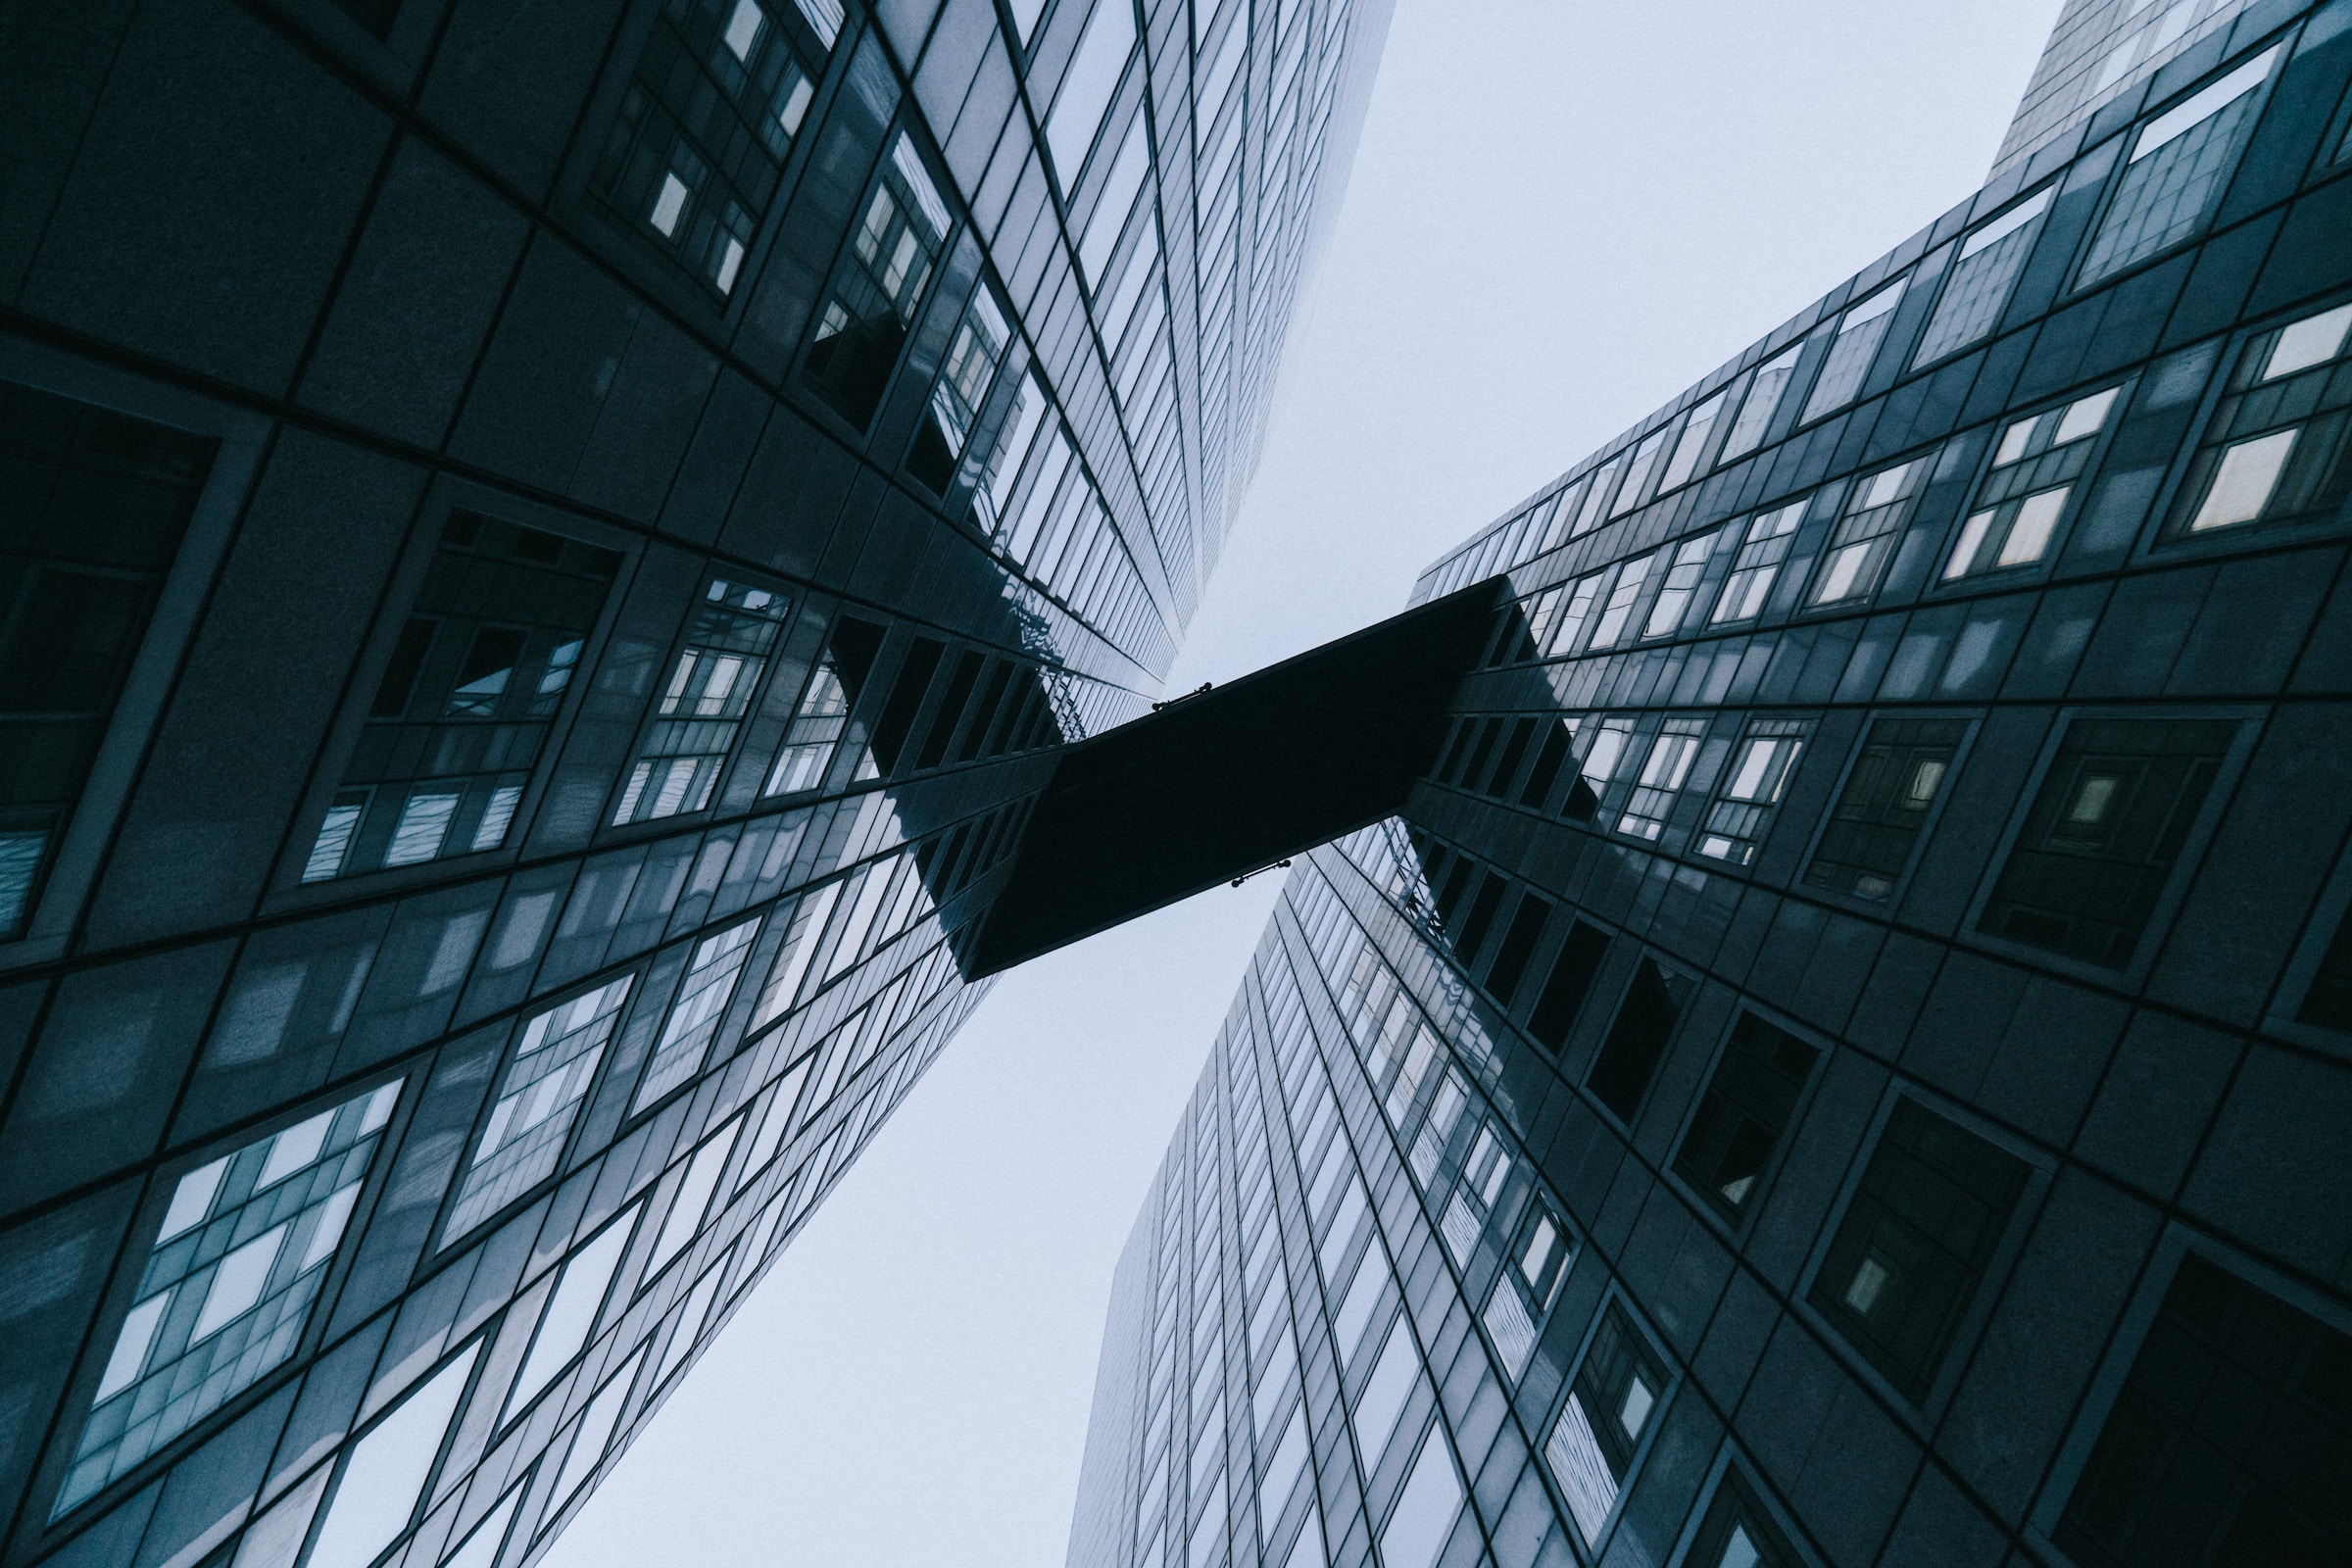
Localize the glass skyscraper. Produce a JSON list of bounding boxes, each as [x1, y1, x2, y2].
[[1069, 4, 2352, 1567], [0, 1, 1388, 1565]]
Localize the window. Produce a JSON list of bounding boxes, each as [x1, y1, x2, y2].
[[1578, 716, 1636, 796], [614, 579, 790, 824], [1810, 459, 1925, 607], [1945, 386, 2119, 577], [1709, 500, 1805, 624], [1696, 718, 1806, 864], [1585, 957, 1690, 1123], [1672, 1014, 1819, 1223], [1569, 457, 1621, 537], [1658, 389, 1727, 493], [2167, 301, 2352, 538], [447, 977, 635, 1242], [1045, 0, 1139, 181], [2080, 48, 2278, 286], [1809, 1100, 2029, 1401], [763, 616, 883, 795], [971, 373, 1048, 536], [61, 1081, 402, 1514], [588, 0, 835, 298], [304, 1340, 481, 1568], [1687, 1468, 1806, 1568], [907, 290, 1012, 493], [2053, 1252, 2352, 1566], [1915, 187, 2050, 366], [1381, 1430, 1464, 1568], [1980, 717, 2233, 966], [1610, 428, 1670, 517], [1526, 921, 1609, 1054], [1590, 555, 1654, 648], [1544, 1306, 1668, 1546], [1546, 572, 1605, 654], [1642, 531, 1718, 639], [1804, 717, 1965, 899], [1800, 277, 1905, 422], [502, 1206, 639, 1425], [635, 916, 763, 1109], [1, 382, 217, 938], [1616, 719, 1705, 841], [1441, 1125, 1510, 1265], [1484, 892, 1551, 1007], [2297, 902, 2352, 1031], [1719, 344, 1801, 461], [1483, 1200, 1571, 1381], [803, 132, 952, 427]]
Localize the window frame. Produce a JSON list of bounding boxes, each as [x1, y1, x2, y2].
[[1665, 1446, 1822, 1568], [270, 481, 634, 908], [1794, 1086, 2051, 1425], [1664, 1007, 1828, 1239], [1795, 710, 1983, 909], [1960, 704, 2260, 986], [0, 345, 266, 965], [1541, 1289, 1682, 1558], [2260, 836, 2352, 1059], [2068, 40, 2287, 295], [1932, 380, 2133, 589]]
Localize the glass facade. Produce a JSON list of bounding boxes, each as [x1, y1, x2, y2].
[[0, 0, 1390, 1565], [1073, 7, 2352, 1567]]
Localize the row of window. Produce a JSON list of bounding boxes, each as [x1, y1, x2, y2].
[[1473, 298, 2352, 672], [1432, 28, 2327, 596], [1306, 850, 2352, 1568]]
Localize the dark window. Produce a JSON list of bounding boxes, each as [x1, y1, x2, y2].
[[614, 577, 791, 824], [1804, 716, 1966, 900], [1809, 1100, 2030, 1402], [1586, 957, 1690, 1123], [2054, 1252, 2352, 1567], [1519, 719, 1573, 808], [2165, 300, 2352, 541], [1672, 1014, 1820, 1223], [1527, 922, 1609, 1054], [1430, 717, 1472, 782], [304, 514, 619, 882], [913, 650, 985, 770], [2297, 904, 2352, 1031], [333, 0, 402, 40], [0, 383, 216, 937], [1914, 185, 2050, 367], [1450, 717, 1499, 788], [1687, 1469, 1805, 1568], [588, 0, 836, 299], [1980, 717, 2233, 967], [868, 636, 945, 774], [955, 661, 1015, 762], [1484, 893, 1551, 1006], [1451, 872, 1507, 964], [1544, 1305, 1668, 1544], [802, 132, 953, 427], [1484, 717, 1538, 797], [1432, 858, 1477, 929]]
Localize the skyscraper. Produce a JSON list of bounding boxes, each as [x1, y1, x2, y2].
[[1069, 4, 2352, 1566], [0, 1, 1389, 1564]]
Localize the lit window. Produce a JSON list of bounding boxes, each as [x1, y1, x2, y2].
[[447, 977, 636, 1243], [589, 0, 832, 298], [1945, 385, 2119, 577], [1642, 531, 1720, 638], [1810, 459, 1925, 607], [1719, 344, 1802, 462], [1803, 716, 1965, 899], [1915, 186, 2051, 365], [1044, 0, 1139, 182], [2168, 302, 2352, 538], [1544, 1306, 1668, 1546], [1809, 1101, 2029, 1401], [635, 917, 763, 1109], [1657, 388, 1728, 493], [1708, 500, 1805, 624], [1980, 716, 2233, 966], [1696, 719, 1806, 864], [2080, 48, 2278, 286], [1578, 716, 1637, 791], [614, 579, 790, 826], [1801, 277, 1907, 423], [304, 514, 617, 882], [59, 1082, 402, 1514], [1589, 554, 1655, 648], [1672, 1013, 1818, 1222], [1617, 719, 1705, 841], [803, 133, 952, 427], [908, 291, 1013, 493]]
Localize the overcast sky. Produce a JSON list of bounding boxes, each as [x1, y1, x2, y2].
[[546, 2, 2058, 1563]]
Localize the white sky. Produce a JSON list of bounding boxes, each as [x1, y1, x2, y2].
[[546, 2, 2057, 1562]]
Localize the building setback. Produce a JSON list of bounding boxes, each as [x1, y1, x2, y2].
[[0, 0, 1391, 1565], [1068, 4, 2352, 1567]]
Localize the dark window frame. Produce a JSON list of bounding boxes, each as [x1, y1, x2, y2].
[[1797, 710, 1981, 908], [1666, 1007, 1827, 1235]]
